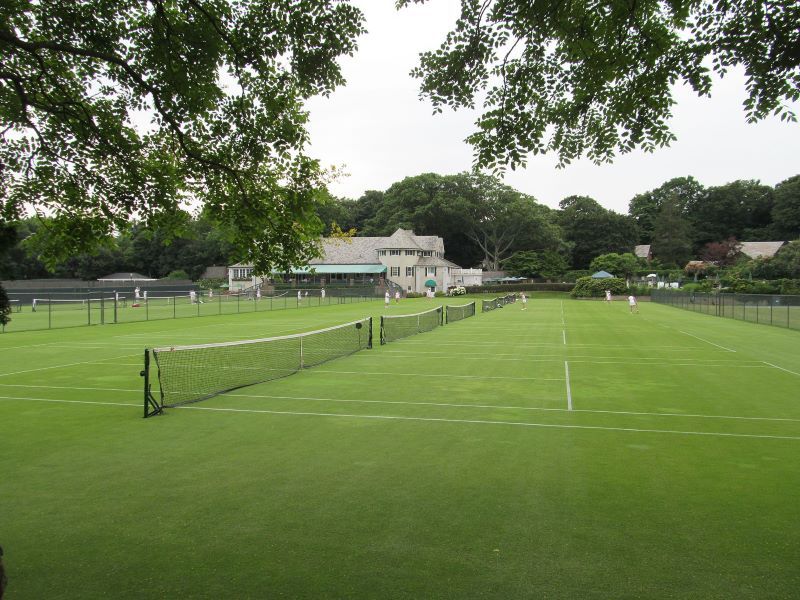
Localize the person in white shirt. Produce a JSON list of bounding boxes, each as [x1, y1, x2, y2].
[[134, 286, 141, 300], [605, 290, 612, 303], [521, 293, 528, 310], [394, 290, 400, 303], [628, 295, 638, 313], [321, 287, 326, 300], [190, 290, 197, 304], [208, 289, 213, 299], [384, 291, 391, 307], [256, 288, 261, 300], [297, 290, 302, 302]]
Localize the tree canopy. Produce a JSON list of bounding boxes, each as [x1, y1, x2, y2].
[[0, 0, 365, 273], [399, 0, 800, 169]]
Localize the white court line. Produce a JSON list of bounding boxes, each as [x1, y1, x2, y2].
[[565, 361, 572, 411], [312, 369, 565, 382], [560, 300, 565, 325], [763, 362, 800, 377], [562, 330, 567, 345], [380, 350, 759, 363], [678, 330, 737, 352], [173, 406, 800, 441], [0, 353, 141, 378], [3, 395, 799, 440], [0, 396, 138, 408], [3, 387, 799, 423]]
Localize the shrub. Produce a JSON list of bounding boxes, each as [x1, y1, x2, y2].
[[570, 276, 627, 298], [434, 290, 446, 297], [165, 269, 190, 280], [0, 284, 11, 327], [448, 286, 466, 296], [406, 292, 424, 298]]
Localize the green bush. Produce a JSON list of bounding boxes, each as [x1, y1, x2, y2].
[[434, 290, 446, 297], [0, 283, 11, 327], [406, 292, 424, 298], [165, 269, 190, 280], [570, 277, 627, 298], [626, 284, 652, 296], [466, 282, 574, 294], [779, 279, 800, 295]]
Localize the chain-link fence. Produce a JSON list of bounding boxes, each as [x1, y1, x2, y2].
[[651, 289, 800, 331], [2, 288, 378, 333]]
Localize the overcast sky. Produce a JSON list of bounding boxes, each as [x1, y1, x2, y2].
[[306, 0, 800, 215]]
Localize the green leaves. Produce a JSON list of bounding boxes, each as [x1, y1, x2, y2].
[[404, 0, 799, 169], [0, 1, 365, 272]]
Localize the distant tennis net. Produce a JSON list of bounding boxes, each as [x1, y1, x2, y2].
[[380, 306, 443, 345], [32, 297, 123, 311], [481, 294, 517, 312], [143, 317, 373, 416], [445, 301, 476, 323]]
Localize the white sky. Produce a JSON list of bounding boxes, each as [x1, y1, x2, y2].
[[306, 0, 800, 215]]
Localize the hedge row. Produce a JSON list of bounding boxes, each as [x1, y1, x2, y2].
[[465, 282, 575, 294]]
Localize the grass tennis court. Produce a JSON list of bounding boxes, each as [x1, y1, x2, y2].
[[2, 296, 799, 598]]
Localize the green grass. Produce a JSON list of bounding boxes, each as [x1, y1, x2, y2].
[[2, 296, 799, 598]]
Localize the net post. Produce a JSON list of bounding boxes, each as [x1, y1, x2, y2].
[[300, 336, 304, 369], [380, 315, 386, 345], [142, 349, 162, 418]]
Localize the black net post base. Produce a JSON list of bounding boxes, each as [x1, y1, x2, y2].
[[142, 349, 163, 418]]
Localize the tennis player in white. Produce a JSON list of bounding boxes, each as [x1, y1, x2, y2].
[[628, 295, 638, 313]]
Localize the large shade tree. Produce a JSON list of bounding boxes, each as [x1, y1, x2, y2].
[[628, 176, 704, 244], [0, 0, 365, 273], [771, 175, 800, 240], [557, 196, 638, 268], [685, 180, 774, 246], [399, 0, 800, 169]]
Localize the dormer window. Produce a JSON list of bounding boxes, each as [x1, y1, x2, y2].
[[378, 250, 386, 256], [389, 249, 401, 256]]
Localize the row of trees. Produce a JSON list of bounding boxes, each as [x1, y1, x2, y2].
[[0, 214, 235, 282], [317, 172, 800, 273], [2, 172, 799, 283]]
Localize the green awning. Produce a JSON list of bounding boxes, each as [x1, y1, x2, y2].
[[309, 264, 387, 274], [424, 279, 437, 287], [273, 264, 386, 275]]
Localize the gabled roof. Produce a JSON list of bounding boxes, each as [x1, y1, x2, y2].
[[634, 245, 651, 258], [380, 228, 422, 250], [309, 237, 387, 264], [591, 270, 614, 278], [414, 256, 460, 268], [739, 241, 786, 259]]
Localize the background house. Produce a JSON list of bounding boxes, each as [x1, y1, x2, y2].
[[229, 229, 465, 294]]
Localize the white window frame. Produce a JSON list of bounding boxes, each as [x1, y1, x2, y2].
[[426, 267, 436, 276], [390, 266, 400, 277], [389, 249, 401, 256], [405, 250, 416, 256]]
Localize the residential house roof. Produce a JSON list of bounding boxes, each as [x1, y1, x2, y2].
[[634, 245, 651, 259], [739, 241, 786, 259]]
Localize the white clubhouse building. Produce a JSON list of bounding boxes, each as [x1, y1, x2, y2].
[[229, 228, 481, 294]]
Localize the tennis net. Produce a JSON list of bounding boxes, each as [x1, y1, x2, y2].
[[380, 306, 443, 344], [143, 317, 373, 415], [32, 297, 121, 311], [445, 301, 476, 323]]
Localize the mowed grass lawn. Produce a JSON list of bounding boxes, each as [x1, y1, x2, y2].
[[1, 296, 799, 599]]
